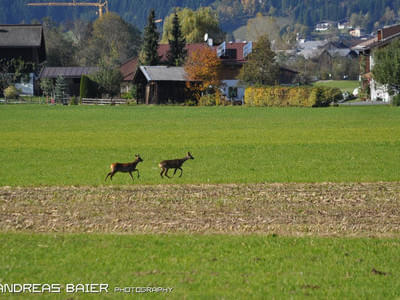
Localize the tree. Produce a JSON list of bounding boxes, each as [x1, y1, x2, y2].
[[42, 17, 77, 67], [161, 7, 225, 44], [372, 38, 400, 94], [40, 78, 54, 102], [239, 34, 280, 86], [184, 46, 221, 102], [166, 12, 187, 66], [140, 9, 160, 66], [54, 76, 69, 104], [80, 13, 141, 66], [90, 59, 123, 98]]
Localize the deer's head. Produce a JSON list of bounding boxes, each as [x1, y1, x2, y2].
[[187, 152, 194, 160], [135, 154, 143, 162]]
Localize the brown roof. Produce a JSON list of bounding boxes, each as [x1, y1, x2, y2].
[[0, 24, 43, 47], [120, 57, 138, 81], [381, 24, 400, 40], [354, 23, 400, 51]]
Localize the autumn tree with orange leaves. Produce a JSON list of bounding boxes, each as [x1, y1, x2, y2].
[[184, 46, 222, 105]]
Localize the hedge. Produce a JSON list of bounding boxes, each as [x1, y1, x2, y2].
[[80, 75, 99, 99], [244, 86, 343, 107]]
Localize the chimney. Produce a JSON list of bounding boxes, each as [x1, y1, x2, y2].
[[377, 29, 382, 41]]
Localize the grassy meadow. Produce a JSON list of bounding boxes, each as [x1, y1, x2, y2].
[[1, 233, 400, 299], [1, 104, 400, 299], [0, 104, 400, 185], [313, 80, 360, 93]]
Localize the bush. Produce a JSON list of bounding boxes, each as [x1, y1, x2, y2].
[[4, 85, 20, 99], [198, 94, 216, 106], [392, 94, 400, 106], [80, 75, 98, 99], [244, 86, 341, 107], [69, 96, 79, 105]]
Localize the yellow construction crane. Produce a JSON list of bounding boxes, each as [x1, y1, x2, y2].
[[27, 0, 109, 18]]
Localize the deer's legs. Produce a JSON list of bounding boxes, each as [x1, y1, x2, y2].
[[178, 167, 183, 177], [134, 169, 140, 178], [105, 171, 115, 181], [164, 168, 171, 178], [160, 168, 165, 178], [128, 171, 134, 181]]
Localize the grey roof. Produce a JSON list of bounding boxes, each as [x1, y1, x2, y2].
[[0, 24, 43, 47], [327, 48, 352, 57], [140, 66, 188, 81], [39, 67, 99, 79]]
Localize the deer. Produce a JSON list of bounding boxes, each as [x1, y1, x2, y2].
[[105, 154, 143, 182], [159, 152, 194, 178]]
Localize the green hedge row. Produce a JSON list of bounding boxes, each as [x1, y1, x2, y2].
[[80, 75, 99, 99], [244, 86, 343, 107]]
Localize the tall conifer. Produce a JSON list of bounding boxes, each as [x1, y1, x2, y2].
[[141, 9, 160, 65], [166, 12, 187, 66]]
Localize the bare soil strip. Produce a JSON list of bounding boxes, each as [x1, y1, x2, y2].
[[0, 183, 399, 236]]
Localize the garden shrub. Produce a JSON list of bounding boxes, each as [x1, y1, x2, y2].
[[392, 94, 400, 106], [244, 86, 341, 107], [198, 94, 216, 106], [80, 75, 98, 99], [4, 85, 20, 99]]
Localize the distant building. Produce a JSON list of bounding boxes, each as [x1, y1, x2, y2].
[[39, 67, 98, 96], [349, 28, 365, 37], [352, 24, 400, 102], [315, 21, 336, 32], [337, 19, 352, 30], [0, 24, 46, 64], [132, 66, 197, 104], [0, 24, 46, 95]]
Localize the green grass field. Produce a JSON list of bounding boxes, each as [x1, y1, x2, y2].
[[1, 105, 400, 186], [313, 80, 360, 93], [1, 233, 399, 299], [1, 104, 400, 298]]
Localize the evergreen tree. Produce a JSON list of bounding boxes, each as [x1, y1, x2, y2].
[[141, 9, 160, 66], [239, 35, 280, 86], [54, 76, 69, 104], [166, 12, 187, 66]]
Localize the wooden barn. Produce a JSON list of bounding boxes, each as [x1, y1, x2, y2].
[[0, 24, 46, 64], [133, 66, 196, 104]]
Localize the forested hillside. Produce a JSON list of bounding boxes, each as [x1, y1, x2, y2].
[[1, 0, 400, 33]]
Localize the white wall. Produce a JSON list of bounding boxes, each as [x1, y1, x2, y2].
[[221, 80, 245, 103]]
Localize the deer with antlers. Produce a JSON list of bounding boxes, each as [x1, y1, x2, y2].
[[105, 154, 143, 182], [159, 152, 194, 178]]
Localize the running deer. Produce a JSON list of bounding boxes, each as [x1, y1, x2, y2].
[[105, 154, 143, 182], [159, 152, 194, 178]]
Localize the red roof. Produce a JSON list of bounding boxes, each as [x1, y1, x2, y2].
[[120, 57, 138, 81]]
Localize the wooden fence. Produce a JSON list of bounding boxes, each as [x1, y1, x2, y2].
[[81, 98, 128, 105]]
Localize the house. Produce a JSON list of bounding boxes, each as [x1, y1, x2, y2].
[[0, 24, 46, 64], [0, 24, 46, 95], [128, 41, 298, 104], [120, 57, 138, 93], [39, 67, 99, 96], [133, 66, 197, 104], [349, 28, 365, 38], [352, 23, 400, 102], [315, 21, 336, 32], [338, 19, 352, 30]]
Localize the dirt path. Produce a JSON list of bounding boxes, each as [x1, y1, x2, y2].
[[1, 183, 399, 236]]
